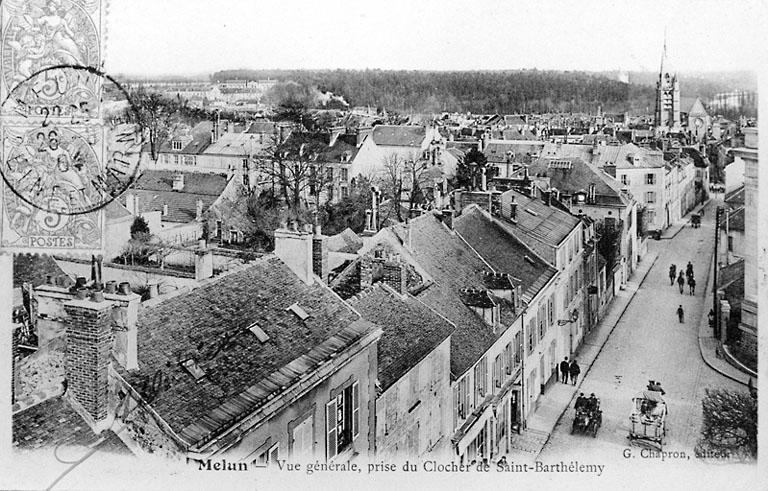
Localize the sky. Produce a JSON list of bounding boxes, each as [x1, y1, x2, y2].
[[106, 0, 766, 76]]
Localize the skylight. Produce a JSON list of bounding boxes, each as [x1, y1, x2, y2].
[[248, 323, 270, 343], [287, 303, 310, 321], [181, 359, 206, 381], [525, 208, 538, 216], [548, 160, 572, 170]]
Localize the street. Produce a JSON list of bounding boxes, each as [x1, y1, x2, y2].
[[538, 198, 743, 465]]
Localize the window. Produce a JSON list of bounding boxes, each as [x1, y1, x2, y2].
[[173, 154, 180, 165], [327, 185, 334, 202], [474, 357, 487, 401], [728, 235, 734, 251], [527, 318, 536, 353], [647, 209, 656, 225], [257, 443, 279, 465], [620, 174, 629, 186], [645, 191, 656, 204], [548, 295, 555, 326], [646, 173, 656, 185], [504, 343, 513, 375], [326, 167, 334, 181], [172, 140, 182, 151], [341, 168, 349, 182], [341, 187, 349, 199], [493, 355, 502, 389], [326, 382, 359, 460], [514, 331, 521, 364], [538, 306, 546, 340], [242, 158, 249, 171]]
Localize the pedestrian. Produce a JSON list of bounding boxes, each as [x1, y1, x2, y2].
[[686, 261, 694, 280], [688, 276, 696, 295], [669, 265, 676, 286], [677, 272, 685, 294], [569, 360, 581, 386], [677, 305, 684, 323], [559, 356, 570, 384]]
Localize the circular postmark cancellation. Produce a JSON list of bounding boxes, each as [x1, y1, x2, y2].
[[0, 64, 144, 216]]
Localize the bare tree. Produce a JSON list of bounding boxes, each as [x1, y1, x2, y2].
[[128, 86, 183, 161], [256, 131, 333, 211], [377, 152, 431, 221]]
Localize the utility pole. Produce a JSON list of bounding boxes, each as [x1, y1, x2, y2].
[[713, 206, 722, 338]]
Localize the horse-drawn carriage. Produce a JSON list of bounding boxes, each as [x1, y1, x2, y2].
[[628, 390, 667, 449], [691, 213, 701, 228], [571, 395, 601, 437]]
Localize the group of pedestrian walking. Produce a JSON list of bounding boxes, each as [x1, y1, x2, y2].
[[669, 262, 696, 295], [559, 357, 581, 385]]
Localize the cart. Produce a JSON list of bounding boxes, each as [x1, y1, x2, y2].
[[572, 400, 602, 437], [691, 214, 701, 228], [628, 390, 667, 449]]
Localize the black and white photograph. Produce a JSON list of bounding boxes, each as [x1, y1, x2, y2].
[[0, 0, 764, 489]]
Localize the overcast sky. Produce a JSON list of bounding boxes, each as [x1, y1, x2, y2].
[[106, 0, 766, 76]]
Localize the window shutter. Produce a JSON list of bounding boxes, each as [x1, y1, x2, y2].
[[352, 382, 360, 439], [326, 399, 337, 460]]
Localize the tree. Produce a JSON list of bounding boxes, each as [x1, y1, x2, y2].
[[130, 216, 150, 239], [696, 388, 757, 461], [256, 131, 333, 211], [454, 147, 488, 190], [377, 152, 431, 221], [128, 86, 183, 161], [320, 176, 373, 235], [596, 223, 621, 273]]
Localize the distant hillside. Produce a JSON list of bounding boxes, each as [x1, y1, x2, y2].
[[211, 69, 655, 115]]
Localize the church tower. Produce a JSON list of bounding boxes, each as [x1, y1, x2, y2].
[[654, 34, 681, 131]]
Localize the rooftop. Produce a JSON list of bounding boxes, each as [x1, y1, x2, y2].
[[724, 185, 745, 207], [455, 206, 557, 303], [125, 170, 230, 223], [499, 189, 581, 246], [371, 125, 426, 147], [524, 157, 629, 207], [348, 284, 454, 392], [13, 396, 132, 455], [123, 256, 368, 444]]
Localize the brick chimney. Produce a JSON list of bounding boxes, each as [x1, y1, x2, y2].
[[274, 222, 314, 285], [196, 199, 204, 221], [64, 294, 115, 431], [172, 173, 185, 191], [382, 260, 407, 294]]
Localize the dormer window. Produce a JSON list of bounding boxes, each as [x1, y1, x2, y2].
[[172, 140, 183, 151], [248, 323, 270, 343], [181, 359, 206, 381], [287, 303, 310, 321]]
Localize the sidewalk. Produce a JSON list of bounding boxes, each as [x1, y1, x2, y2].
[[505, 251, 659, 461], [660, 199, 711, 240], [697, 253, 752, 386]]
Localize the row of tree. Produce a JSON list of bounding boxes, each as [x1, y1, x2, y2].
[[212, 69, 655, 114]]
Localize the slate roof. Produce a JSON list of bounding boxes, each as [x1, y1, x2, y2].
[[525, 157, 628, 207], [500, 189, 581, 246], [455, 206, 557, 302], [245, 121, 279, 134], [484, 140, 544, 163], [124, 256, 368, 443], [159, 122, 213, 155], [394, 214, 507, 378], [13, 396, 132, 454], [372, 125, 426, 147], [13, 253, 66, 288], [125, 170, 230, 223], [718, 258, 744, 291], [348, 284, 454, 391], [105, 201, 133, 221]]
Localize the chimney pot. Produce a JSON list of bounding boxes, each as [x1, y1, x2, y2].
[[118, 282, 131, 295], [91, 291, 106, 303], [147, 282, 159, 299], [75, 288, 88, 300], [105, 281, 117, 294], [46, 274, 54, 285], [75, 276, 88, 289]]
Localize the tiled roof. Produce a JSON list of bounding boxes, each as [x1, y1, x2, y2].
[[526, 157, 628, 207], [484, 140, 544, 163], [372, 125, 426, 147], [125, 171, 230, 223], [395, 214, 506, 378], [348, 284, 454, 391], [124, 256, 364, 440], [455, 206, 557, 302], [13, 253, 66, 288], [203, 132, 271, 156], [724, 185, 745, 206], [499, 189, 581, 246], [13, 396, 132, 454]]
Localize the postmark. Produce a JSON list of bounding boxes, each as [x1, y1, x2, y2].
[[0, 64, 144, 254]]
